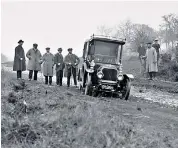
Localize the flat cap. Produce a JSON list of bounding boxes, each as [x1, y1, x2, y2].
[[68, 48, 73, 51], [154, 38, 158, 41], [33, 43, 38, 46], [58, 48, 62, 51]]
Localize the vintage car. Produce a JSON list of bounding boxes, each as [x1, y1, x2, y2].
[[78, 35, 134, 100]]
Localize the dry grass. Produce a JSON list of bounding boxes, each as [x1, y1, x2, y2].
[[1, 70, 178, 148]]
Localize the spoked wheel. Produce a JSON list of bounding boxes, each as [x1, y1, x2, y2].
[[121, 79, 131, 100], [84, 73, 92, 96]]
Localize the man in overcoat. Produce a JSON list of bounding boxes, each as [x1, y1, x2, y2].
[[13, 40, 26, 79], [54, 48, 65, 86], [145, 41, 158, 80], [41, 47, 54, 85], [64, 48, 80, 87], [26, 43, 42, 81]]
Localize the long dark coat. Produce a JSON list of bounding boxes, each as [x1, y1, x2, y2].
[[26, 48, 42, 71], [42, 53, 54, 76], [54, 53, 65, 72], [13, 45, 26, 71]]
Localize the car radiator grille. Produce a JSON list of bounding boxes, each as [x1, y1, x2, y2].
[[102, 68, 117, 81]]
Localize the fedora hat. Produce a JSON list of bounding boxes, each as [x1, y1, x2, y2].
[[18, 40, 24, 43]]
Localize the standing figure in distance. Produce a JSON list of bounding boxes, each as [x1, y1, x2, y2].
[[145, 41, 158, 80], [137, 42, 147, 75], [13, 40, 26, 79], [26, 43, 42, 81], [152, 39, 161, 65], [41, 47, 54, 85], [64, 48, 80, 87], [54, 48, 65, 86]]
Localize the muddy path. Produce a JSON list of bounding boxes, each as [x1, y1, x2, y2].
[[67, 85, 178, 137]]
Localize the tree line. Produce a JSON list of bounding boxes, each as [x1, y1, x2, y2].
[[96, 13, 178, 52]]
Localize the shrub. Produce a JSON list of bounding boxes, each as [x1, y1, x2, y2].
[[159, 53, 178, 81], [160, 53, 172, 63]]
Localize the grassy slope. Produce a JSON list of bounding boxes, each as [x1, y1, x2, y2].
[[1, 70, 178, 148]]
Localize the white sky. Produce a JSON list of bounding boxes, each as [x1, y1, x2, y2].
[[1, 1, 178, 60]]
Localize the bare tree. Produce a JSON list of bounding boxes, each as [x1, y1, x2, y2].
[[96, 25, 113, 36], [114, 19, 134, 43], [131, 24, 157, 50], [159, 14, 178, 50]]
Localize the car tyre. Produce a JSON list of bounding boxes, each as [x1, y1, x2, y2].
[[122, 79, 131, 100]]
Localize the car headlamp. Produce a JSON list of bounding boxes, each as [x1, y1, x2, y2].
[[97, 72, 104, 79], [117, 75, 123, 81]]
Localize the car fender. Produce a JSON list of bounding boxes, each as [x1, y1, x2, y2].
[[123, 74, 134, 80]]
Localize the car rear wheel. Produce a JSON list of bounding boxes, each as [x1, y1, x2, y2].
[[122, 79, 131, 100]]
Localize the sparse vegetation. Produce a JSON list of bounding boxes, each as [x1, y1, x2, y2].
[[1, 70, 178, 148], [157, 53, 178, 82]]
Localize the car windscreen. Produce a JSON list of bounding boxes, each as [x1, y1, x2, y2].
[[89, 40, 120, 64]]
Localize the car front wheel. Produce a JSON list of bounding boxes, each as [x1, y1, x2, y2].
[[122, 79, 131, 100]]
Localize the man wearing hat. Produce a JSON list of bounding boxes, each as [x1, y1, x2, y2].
[[137, 42, 146, 75], [145, 41, 158, 80], [26, 43, 42, 81], [13, 40, 26, 79], [41, 47, 54, 85], [152, 38, 161, 64], [64, 48, 80, 87], [54, 48, 65, 86]]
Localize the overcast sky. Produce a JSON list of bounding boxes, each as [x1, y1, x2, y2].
[[1, 1, 178, 60]]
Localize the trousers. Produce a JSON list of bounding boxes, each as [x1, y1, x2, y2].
[[29, 70, 38, 80], [45, 76, 52, 85], [67, 67, 77, 87], [17, 70, 22, 79]]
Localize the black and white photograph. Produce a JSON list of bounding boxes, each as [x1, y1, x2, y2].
[[1, 0, 178, 147]]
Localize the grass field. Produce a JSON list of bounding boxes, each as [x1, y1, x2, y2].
[[1, 70, 178, 148]]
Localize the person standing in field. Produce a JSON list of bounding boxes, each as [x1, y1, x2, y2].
[[64, 48, 80, 87], [152, 39, 161, 64], [137, 42, 147, 75], [145, 41, 158, 80], [41, 47, 54, 85], [26, 43, 42, 81], [54, 48, 65, 86], [13, 40, 26, 79]]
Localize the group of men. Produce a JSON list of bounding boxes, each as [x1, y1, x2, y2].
[[137, 39, 160, 80], [13, 40, 80, 87]]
